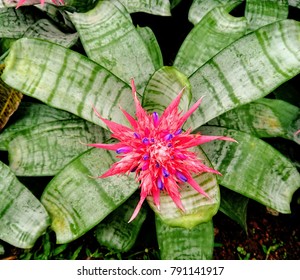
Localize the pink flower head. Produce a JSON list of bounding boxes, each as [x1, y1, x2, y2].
[[16, 0, 64, 8], [89, 80, 236, 222]]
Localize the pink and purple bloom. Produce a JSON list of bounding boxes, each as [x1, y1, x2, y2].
[[16, 0, 64, 8], [88, 80, 236, 222]]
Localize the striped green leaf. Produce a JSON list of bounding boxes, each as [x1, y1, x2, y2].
[[199, 126, 300, 214], [289, 0, 300, 8], [156, 216, 214, 260], [189, 0, 290, 28], [41, 148, 138, 244], [118, 0, 171, 16], [147, 147, 220, 229], [188, 0, 242, 25], [142, 66, 191, 114], [35, 2, 76, 30], [95, 194, 147, 252], [0, 5, 77, 47], [0, 161, 50, 248], [186, 20, 300, 130], [63, 0, 99, 12], [24, 19, 78, 48], [0, 102, 79, 150], [245, 0, 289, 32], [1, 38, 135, 128], [174, 6, 247, 76], [136, 26, 163, 71], [0, 7, 42, 38], [112, 0, 133, 20], [219, 187, 248, 231], [8, 119, 109, 176], [68, 0, 155, 92], [207, 98, 300, 143]]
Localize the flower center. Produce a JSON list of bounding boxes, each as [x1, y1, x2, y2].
[[149, 141, 171, 162]]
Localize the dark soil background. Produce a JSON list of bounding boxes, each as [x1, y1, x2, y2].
[[213, 198, 300, 260]]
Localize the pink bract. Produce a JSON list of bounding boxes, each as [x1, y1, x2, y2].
[[16, 0, 64, 8], [88, 80, 236, 222]]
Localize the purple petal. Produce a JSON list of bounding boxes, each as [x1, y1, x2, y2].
[[153, 112, 159, 127], [164, 133, 173, 141], [176, 171, 188, 182], [174, 129, 182, 135], [142, 137, 150, 144], [162, 168, 170, 177], [116, 147, 132, 154], [143, 154, 149, 160], [133, 132, 141, 139], [157, 177, 164, 190]]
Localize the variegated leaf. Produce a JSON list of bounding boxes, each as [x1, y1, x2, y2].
[[136, 26, 163, 71], [118, 0, 171, 16], [24, 19, 78, 48], [95, 194, 147, 252], [7, 119, 109, 176], [219, 187, 248, 231], [174, 6, 247, 76], [41, 148, 138, 244], [0, 102, 79, 150], [156, 216, 214, 260], [142, 66, 191, 114], [188, 0, 242, 25], [207, 98, 300, 143], [186, 20, 300, 129], [0, 7, 41, 38], [199, 126, 300, 214], [68, 0, 156, 92], [0, 161, 50, 248], [1, 38, 135, 128], [245, 0, 289, 32]]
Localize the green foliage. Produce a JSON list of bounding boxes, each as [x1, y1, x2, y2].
[[262, 240, 284, 260], [156, 216, 214, 260], [41, 148, 138, 244], [0, 161, 50, 249], [0, 0, 299, 260], [199, 126, 300, 214], [95, 194, 148, 252]]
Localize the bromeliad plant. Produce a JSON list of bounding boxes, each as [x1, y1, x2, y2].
[[86, 79, 236, 223], [0, 0, 300, 259]]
